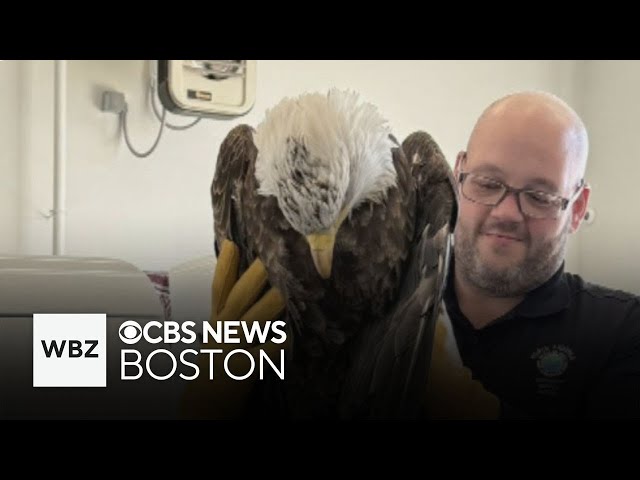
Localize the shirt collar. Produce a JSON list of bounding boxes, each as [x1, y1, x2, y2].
[[444, 257, 571, 324], [513, 262, 570, 318]]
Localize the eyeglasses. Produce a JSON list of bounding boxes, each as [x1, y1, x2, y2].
[[458, 171, 585, 219]]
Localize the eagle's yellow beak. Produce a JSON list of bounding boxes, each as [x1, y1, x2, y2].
[[306, 232, 337, 279], [305, 210, 348, 279]]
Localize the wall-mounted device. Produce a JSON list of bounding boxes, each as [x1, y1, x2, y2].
[[157, 60, 256, 118]]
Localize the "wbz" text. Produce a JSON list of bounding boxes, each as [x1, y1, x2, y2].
[[41, 339, 99, 358]]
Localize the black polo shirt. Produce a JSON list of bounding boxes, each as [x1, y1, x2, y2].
[[444, 260, 640, 419]]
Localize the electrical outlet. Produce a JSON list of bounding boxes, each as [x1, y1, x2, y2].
[[101, 90, 126, 114]]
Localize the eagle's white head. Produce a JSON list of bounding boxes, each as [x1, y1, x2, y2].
[[253, 89, 397, 278]]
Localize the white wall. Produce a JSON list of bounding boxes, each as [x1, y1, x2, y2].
[[576, 61, 640, 294], [15, 61, 54, 256], [0, 61, 20, 253], [9, 60, 584, 273]]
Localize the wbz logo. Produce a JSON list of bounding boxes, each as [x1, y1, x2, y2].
[[33, 314, 106, 387], [41, 339, 99, 358]]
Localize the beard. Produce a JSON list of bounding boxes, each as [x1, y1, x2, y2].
[[454, 216, 570, 297]]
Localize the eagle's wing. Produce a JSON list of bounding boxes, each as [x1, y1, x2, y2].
[[375, 223, 452, 418], [339, 131, 457, 419], [211, 124, 257, 271], [403, 130, 458, 235]]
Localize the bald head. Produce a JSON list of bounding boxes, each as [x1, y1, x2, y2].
[[468, 91, 588, 188]]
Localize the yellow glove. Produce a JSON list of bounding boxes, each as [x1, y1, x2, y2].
[[180, 239, 287, 419], [424, 317, 500, 419]]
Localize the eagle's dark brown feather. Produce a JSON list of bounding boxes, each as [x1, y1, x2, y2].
[[211, 124, 257, 272], [403, 130, 458, 235]]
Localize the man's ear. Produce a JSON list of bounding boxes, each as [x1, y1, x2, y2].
[[454, 151, 466, 180], [570, 183, 591, 233]]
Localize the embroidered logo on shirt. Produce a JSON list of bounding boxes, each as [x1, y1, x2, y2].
[[531, 344, 576, 377], [531, 345, 576, 396]]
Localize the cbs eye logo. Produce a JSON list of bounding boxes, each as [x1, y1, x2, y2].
[[119, 321, 142, 345]]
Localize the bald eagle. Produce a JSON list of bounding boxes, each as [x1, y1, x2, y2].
[[211, 89, 457, 418]]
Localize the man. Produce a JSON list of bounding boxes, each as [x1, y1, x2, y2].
[[445, 91, 640, 418]]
